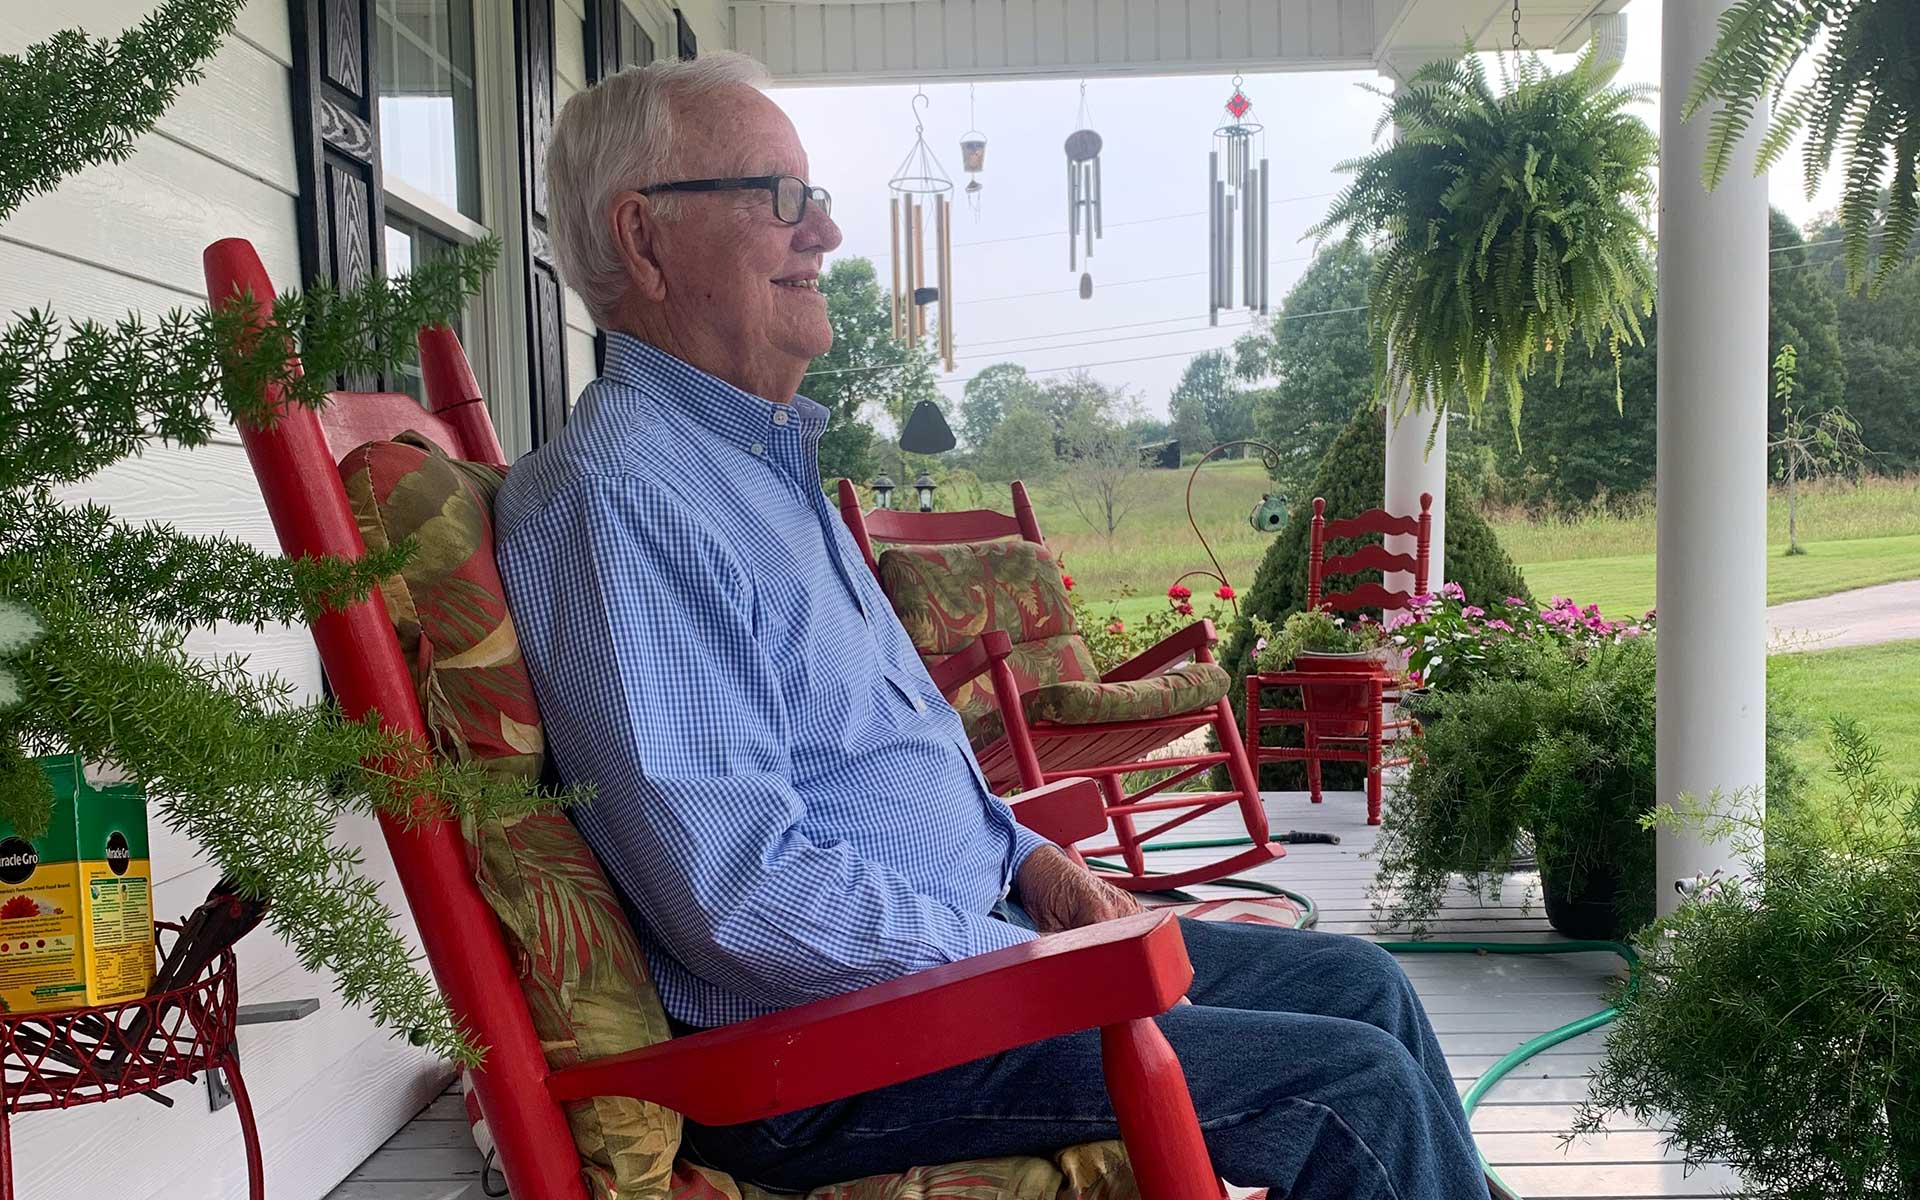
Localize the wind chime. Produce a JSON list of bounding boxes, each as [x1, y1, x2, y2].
[[888, 89, 956, 372], [960, 84, 987, 218], [1209, 76, 1269, 325], [1065, 81, 1103, 300]]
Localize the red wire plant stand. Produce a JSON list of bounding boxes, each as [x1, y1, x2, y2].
[[0, 919, 263, 1200]]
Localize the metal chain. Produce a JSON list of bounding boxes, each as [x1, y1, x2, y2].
[[1512, 0, 1522, 50]]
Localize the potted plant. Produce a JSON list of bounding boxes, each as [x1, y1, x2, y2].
[[1310, 43, 1657, 440], [1578, 720, 1919, 1196], [1251, 608, 1390, 737]]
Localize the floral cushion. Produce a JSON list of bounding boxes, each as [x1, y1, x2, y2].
[[1024, 662, 1230, 727], [343, 435, 1140, 1200], [339, 432, 545, 780], [878, 540, 1080, 656]]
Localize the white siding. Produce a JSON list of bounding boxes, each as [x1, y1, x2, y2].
[[0, 2, 444, 1197], [734, 0, 1377, 84]]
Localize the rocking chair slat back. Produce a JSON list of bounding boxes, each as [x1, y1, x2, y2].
[[1307, 493, 1433, 614], [837, 479, 1045, 573]]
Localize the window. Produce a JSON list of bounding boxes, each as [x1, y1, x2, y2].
[[620, 6, 655, 69], [383, 219, 467, 403], [375, 0, 481, 220]]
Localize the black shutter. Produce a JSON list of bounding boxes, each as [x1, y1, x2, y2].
[[515, 0, 569, 446], [288, 0, 387, 381], [585, 0, 620, 87], [675, 8, 697, 60]]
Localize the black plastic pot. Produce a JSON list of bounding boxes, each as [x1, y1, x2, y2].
[[1540, 860, 1630, 941]]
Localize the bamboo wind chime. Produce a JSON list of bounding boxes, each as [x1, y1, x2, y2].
[[1210, 78, 1269, 325], [888, 90, 956, 372]]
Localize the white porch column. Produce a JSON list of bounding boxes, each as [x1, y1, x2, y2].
[[1655, 0, 1770, 914], [1381, 66, 1446, 595]]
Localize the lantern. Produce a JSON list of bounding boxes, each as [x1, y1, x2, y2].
[[914, 471, 938, 512], [1209, 77, 1269, 326], [870, 474, 897, 510]]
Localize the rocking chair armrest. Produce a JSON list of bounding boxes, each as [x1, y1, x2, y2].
[[1007, 777, 1108, 847], [1103, 620, 1217, 684], [544, 911, 1192, 1126], [925, 629, 1015, 696]]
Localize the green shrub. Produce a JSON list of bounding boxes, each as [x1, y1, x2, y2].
[[1219, 406, 1533, 788], [1578, 721, 1920, 1197]]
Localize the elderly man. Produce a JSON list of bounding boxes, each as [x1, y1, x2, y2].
[[495, 52, 1491, 1200]]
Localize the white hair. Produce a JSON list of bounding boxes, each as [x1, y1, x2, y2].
[[546, 51, 771, 327]]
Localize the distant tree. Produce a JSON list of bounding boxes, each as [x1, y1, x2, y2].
[[1769, 344, 1868, 555], [803, 258, 936, 485], [1125, 416, 1171, 447], [1238, 239, 1375, 494], [1821, 231, 1920, 474], [1169, 350, 1247, 456], [973, 405, 1059, 482], [958, 362, 1039, 449], [1054, 418, 1151, 540], [1767, 210, 1847, 444]]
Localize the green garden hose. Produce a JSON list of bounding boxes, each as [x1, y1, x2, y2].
[[1090, 839, 1642, 1199]]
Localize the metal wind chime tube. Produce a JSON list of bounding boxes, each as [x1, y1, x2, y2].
[[1064, 81, 1103, 297], [1208, 77, 1268, 322]]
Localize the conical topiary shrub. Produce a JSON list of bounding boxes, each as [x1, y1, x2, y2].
[[1220, 407, 1534, 791]]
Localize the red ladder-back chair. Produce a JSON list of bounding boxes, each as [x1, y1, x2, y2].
[[836, 479, 1280, 892], [1247, 494, 1432, 825], [204, 239, 1224, 1200]]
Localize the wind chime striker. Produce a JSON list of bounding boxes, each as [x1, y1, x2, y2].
[[1210, 77, 1269, 326], [888, 89, 956, 372], [1066, 81, 1103, 299], [960, 83, 987, 218]]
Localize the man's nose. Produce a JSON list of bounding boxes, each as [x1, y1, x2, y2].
[[798, 203, 842, 253]]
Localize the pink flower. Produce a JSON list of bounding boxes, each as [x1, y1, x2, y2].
[[1384, 612, 1414, 631], [1644, 608, 1658, 623], [1583, 604, 1602, 618], [1621, 625, 1643, 638], [1254, 636, 1269, 655], [1107, 620, 1125, 634], [1486, 619, 1513, 632], [1462, 605, 1485, 618], [1167, 584, 1192, 601], [1061, 574, 1075, 591], [1215, 584, 1235, 600], [1504, 596, 1527, 607], [1441, 582, 1466, 601], [1408, 592, 1436, 612], [1406, 671, 1424, 687]]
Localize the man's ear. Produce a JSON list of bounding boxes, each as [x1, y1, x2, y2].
[[609, 191, 668, 304]]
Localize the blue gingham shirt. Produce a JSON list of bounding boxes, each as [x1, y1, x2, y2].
[[494, 334, 1050, 1027]]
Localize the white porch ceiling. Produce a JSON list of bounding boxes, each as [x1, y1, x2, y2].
[[734, 0, 1630, 86]]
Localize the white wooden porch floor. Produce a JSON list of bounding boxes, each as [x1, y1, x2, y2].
[[328, 792, 1728, 1200]]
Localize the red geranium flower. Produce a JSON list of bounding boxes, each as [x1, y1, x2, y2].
[[1167, 584, 1192, 601], [1107, 620, 1125, 635], [1176, 602, 1195, 616], [1215, 584, 1235, 600], [1061, 574, 1074, 591]]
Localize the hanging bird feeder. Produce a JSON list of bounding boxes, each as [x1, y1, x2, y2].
[[960, 85, 987, 218], [1209, 76, 1269, 326], [888, 88, 957, 372], [1065, 81, 1103, 298]]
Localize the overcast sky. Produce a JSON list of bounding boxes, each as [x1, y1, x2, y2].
[[770, 0, 1840, 421]]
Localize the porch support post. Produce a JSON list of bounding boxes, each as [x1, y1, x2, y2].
[[1655, 0, 1770, 914], [1381, 67, 1446, 595]]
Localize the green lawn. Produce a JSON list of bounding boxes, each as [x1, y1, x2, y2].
[[1519, 533, 1920, 619], [1772, 641, 1920, 816]]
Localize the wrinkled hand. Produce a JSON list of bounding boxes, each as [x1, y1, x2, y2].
[[1015, 846, 1142, 933]]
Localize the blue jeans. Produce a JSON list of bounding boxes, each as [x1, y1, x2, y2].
[[681, 916, 1487, 1199]]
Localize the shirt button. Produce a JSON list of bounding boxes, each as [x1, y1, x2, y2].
[[772, 408, 790, 426], [913, 697, 928, 713], [749, 442, 765, 456]]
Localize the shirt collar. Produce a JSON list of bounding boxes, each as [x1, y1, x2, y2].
[[601, 331, 828, 451]]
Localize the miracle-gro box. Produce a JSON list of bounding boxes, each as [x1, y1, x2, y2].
[[0, 756, 154, 1014]]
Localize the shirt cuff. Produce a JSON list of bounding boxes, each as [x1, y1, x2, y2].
[[1008, 821, 1054, 880]]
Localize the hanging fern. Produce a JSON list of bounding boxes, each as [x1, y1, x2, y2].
[[1310, 44, 1656, 442], [1687, 0, 1920, 296]]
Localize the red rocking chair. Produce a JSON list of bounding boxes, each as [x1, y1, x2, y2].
[[205, 238, 1224, 1200], [836, 479, 1280, 892], [1244, 494, 1432, 825]]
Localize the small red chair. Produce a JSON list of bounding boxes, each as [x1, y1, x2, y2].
[[837, 479, 1280, 891], [204, 238, 1224, 1200], [1245, 494, 1432, 825]]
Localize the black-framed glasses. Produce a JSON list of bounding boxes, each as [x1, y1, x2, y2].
[[637, 174, 832, 225]]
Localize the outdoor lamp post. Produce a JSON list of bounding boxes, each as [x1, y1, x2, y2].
[[869, 475, 896, 510], [914, 471, 937, 512]]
